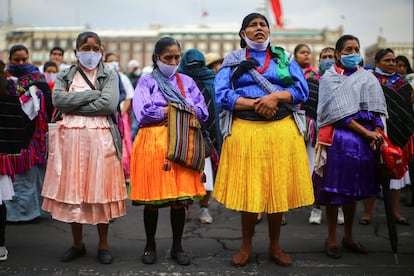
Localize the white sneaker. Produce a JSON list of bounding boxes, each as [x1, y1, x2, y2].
[[199, 207, 213, 224], [309, 208, 322, 224], [337, 207, 344, 225], [0, 246, 8, 261]]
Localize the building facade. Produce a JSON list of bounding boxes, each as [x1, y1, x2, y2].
[[2, 24, 343, 71]]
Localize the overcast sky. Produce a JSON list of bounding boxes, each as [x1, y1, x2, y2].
[[1, 0, 413, 52]]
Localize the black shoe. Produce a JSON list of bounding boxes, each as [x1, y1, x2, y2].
[[171, 250, 191, 265], [141, 248, 157, 264], [60, 245, 86, 262], [97, 249, 114, 264]]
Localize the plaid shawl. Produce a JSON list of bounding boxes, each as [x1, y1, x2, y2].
[[375, 73, 414, 148], [317, 66, 388, 127]]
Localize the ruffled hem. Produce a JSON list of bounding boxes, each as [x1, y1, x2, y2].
[[42, 198, 126, 225], [131, 196, 203, 208], [60, 114, 110, 129]]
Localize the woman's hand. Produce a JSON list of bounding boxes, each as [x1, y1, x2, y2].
[[367, 130, 384, 150], [254, 93, 278, 119]]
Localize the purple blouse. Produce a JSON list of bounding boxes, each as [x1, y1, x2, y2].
[[133, 72, 209, 126]]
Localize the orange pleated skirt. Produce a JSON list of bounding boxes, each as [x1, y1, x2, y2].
[[129, 125, 206, 205]]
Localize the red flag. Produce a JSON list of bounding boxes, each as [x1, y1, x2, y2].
[[202, 10, 209, 17], [269, 0, 283, 28]]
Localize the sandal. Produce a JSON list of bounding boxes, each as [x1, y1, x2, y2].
[[342, 239, 368, 254], [359, 218, 371, 225], [325, 240, 341, 259], [395, 218, 410, 226], [269, 250, 292, 267], [231, 250, 250, 266]]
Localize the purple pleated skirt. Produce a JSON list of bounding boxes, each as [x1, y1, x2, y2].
[[313, 122, 380, 205]]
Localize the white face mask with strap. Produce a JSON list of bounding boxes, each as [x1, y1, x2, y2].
[[243, 32, 270, 51]]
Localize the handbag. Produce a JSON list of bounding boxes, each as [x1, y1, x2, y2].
[[164, 102, 205, 172], [379, 129, 408, 179]]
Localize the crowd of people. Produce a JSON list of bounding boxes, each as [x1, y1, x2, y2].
[[0, 12, 413, 267]]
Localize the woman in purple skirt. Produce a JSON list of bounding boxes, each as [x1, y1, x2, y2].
[[312, 35, 388, 259]]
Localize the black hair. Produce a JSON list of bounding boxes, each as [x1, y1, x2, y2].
[[9, 44, 29, 60], [319, 47, 336, 59], [151, 37, 181, 68], [335, 34, 360, 52], [293, 44, 311, 57], [395, 55, 413, 74], [43, 61, 58, 72], [75, 31, 102, 50], [50, 46, 64, 56], [104, 52, 116, 62], [374, 48, 394, 63], [239, 13, 270, 48]]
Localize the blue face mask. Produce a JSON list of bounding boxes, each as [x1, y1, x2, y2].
[[156, 60, 178, 78], [340, 54, 362, 69], [374, 67, 396, 76], [318, 59, 335, 73]]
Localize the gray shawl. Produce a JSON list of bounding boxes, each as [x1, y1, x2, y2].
[[317, 66, 388, 127]]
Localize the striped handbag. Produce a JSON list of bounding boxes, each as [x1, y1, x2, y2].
[[164, 102, 205, 172]]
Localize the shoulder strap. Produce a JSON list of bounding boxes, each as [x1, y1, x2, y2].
[[76, 66, 96, 90]]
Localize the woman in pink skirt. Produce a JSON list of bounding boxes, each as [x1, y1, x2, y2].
[[42, 31, 127, 264]]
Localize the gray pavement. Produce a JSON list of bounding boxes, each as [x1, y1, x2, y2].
[[1, 188, 414, 276]]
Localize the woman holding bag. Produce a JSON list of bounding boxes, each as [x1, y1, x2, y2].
[[41, 31, 127, 264], [129, 37, 208, 266]]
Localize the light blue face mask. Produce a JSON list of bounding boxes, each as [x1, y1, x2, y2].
[[374, 67, 395, 76], [156, 60, 178, 78], [319, 59, 335, 73], [340, 54, 362, 69], [76, 51, 102, 70]]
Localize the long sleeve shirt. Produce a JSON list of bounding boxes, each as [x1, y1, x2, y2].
[[214, 49, 309, 111], [133, 73, 209, 126]]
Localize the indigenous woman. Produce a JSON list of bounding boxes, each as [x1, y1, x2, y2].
[[360, 48, 414, 225], [0, 45, 52, 259], [213, 13, 314, 267], [130, 37, 208, 266], [3, 45, 52, 223], [42, 32, 127, 264], [313, 35, 388, 259]]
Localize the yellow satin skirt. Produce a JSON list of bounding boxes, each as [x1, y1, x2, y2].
[[213, 116, 314, 213], [129, 125, 206, 205]]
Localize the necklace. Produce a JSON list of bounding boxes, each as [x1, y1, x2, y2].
[[245, 48, 271, 74]]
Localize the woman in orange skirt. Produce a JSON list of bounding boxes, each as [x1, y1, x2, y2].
[[130, 37, 208, 266]]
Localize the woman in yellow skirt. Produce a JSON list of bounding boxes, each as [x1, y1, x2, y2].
[[213, 13, 314, 267], [129, 37, 208, 266]]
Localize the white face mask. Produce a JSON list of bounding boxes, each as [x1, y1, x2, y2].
[[44, 72, 57, 83], [156, 60, 178, 78], [105, 61, 120, 71], [76, 51, 102, 70], [243, 32, 270, 51]]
